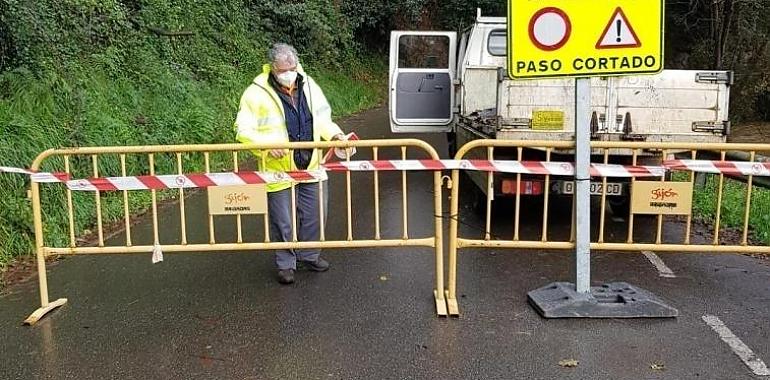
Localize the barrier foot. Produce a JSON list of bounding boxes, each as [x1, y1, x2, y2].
[[24, 298, 68, 325], [527, 282, 677, 318], [445, 290, 460, 316], [434, 290, 448, 317]]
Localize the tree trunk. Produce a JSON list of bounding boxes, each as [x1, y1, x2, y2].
[[718, 0, 734, 69], [712, 0, 722, 68]]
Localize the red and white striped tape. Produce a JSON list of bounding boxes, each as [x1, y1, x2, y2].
[[323, 160, 666, 178], [0, 166, 70, 182], [4, 159, 768, 192], [66, 170, 328, 191], [664, 160, 770, 177]]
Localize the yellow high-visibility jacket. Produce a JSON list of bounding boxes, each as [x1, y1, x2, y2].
[[235, 64, 343, 192]]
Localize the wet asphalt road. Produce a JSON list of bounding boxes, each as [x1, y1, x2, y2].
[[1, 107, 770, 380]]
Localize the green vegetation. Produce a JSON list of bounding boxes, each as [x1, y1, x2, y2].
[[691, 176, 770, 245], [671, 171, 770, 245], [0, 0, 385, 269], [1, 0, 768, 272], [667, 0, 770, 122]]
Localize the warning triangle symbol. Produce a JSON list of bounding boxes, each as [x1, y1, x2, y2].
[[596, 7, 641, 49]]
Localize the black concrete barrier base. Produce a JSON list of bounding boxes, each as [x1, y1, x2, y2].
[[527, 282, 678, 318]]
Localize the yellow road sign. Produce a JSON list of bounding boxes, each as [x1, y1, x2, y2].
[[507, 0, 664, 79]]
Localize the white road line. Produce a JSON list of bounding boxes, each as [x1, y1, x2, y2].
[[702, 315, 770, 376], [641, 251, 676, 278]]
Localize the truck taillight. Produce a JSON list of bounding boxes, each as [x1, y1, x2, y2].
[[502, 179, 543, 195]]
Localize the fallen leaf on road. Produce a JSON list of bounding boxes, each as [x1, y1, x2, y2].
[[559, 359, 579, 368]]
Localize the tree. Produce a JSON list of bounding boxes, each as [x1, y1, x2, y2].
[[669, 0, 770, 120]]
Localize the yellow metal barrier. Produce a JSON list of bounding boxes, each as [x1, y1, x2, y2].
[[446, 139, 770, 316], [25, 139, 448, 324]]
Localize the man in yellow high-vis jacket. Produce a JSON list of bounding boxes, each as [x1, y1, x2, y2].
[[234, 43, 345, 284]]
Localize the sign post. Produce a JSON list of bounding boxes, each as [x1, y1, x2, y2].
[[510, 0, 678, 317], [574, 78, 591, 294]]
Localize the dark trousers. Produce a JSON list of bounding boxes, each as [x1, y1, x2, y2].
[[268, 181, 328, 270]]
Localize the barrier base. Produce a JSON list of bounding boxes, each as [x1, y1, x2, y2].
[[24, 298, 68, 325], [434, 290, 448, 316], [445, 290, 460, 317], [527, 282, 677, 318]]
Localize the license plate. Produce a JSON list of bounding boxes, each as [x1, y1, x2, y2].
[[560, 181, 623, 196]]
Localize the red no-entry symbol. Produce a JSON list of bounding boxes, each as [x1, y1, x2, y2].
[[528, 7, 572, 51]]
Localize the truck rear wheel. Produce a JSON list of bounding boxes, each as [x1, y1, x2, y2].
[[608, 196, 631, 218]]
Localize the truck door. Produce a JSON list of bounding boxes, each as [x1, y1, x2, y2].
[[609, 70, 731, 139], [389, 31, 457, 133]]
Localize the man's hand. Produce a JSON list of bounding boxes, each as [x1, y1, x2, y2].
[[331, 133, 355, 159], [269, 149, 288, 158]]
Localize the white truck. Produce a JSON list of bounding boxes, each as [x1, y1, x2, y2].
[[388, 10, 731, 215]]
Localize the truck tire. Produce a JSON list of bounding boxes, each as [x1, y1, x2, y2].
[[608, 196, 631, 218]]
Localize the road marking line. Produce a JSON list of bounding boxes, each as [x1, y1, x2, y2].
[[641, 251, 676, 278], [702, 315, 770, 376]]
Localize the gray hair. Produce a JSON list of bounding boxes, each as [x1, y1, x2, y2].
[[267, 43, 299, 67]]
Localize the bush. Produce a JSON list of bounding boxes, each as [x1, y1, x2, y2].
[[0, 0, 385, 268], [666, 0, 770, 122]]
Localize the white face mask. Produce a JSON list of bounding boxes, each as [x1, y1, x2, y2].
[[276, 70, 298, 87]]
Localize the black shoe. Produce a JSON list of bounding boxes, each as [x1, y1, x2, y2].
[[303, 258, 330, 272], [277, 269, 295, 284]]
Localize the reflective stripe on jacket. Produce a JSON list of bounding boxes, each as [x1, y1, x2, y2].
[[234, 64, 343, 192]]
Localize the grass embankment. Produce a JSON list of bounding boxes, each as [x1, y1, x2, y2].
[[0, 1, 387, 273], [690, 175, 770, 245], [0, 63, 385, 271]]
